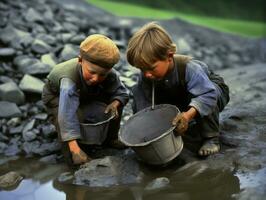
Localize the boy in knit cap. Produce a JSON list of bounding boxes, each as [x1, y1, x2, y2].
[[42, 34, 129, 165], [126, 22, 229, 156]]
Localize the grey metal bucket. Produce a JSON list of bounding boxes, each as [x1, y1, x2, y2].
[[78, 101, 114, 145], [119, 104, 183, 165]]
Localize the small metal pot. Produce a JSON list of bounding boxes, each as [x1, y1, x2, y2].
[[119, 104, 183, 165], [79, 101, 114, 145]]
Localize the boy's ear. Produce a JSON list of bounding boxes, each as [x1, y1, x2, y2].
[[78, 55, 82, 64], [168, 51, 174, 58], [167, 51, 174, 60]]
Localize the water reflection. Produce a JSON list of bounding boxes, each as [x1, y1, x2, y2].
[[0, 157, 241, 200]]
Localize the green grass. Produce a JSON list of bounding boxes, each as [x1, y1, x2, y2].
[[87, 0, 266, 38]]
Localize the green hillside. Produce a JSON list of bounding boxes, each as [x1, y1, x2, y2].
[[86, 0, 266, 38]]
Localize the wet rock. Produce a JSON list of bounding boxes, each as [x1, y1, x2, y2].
[[19, 74, 45, 94], [74, 155, 143, 187], [0, 101, 22, 118], [39, 154, 58, 164], [33, 140, 61, 156], [0, 82, 25, 105], [144, 177, 170, 191], [0, 171, 23, 189], [58, 172, 74, 183]]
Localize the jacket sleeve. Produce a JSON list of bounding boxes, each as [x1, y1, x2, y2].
[[186, 60, 218, 117], [57, 78, 81, 141]]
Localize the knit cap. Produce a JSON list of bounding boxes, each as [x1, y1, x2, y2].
[[80, 34, 120, 68]]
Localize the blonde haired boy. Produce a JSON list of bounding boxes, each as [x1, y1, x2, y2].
[[127, 22, 229, 156]]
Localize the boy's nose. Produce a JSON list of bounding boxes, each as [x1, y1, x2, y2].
[[91, 74, 100, 82], [144, 72, 153, 79]]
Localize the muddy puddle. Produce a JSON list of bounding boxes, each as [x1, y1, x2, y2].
[[1, 155, 264, 200]]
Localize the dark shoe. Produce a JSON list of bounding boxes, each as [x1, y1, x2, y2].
[[108, 139, 127, 149], [71, 149, 91, 165], [198, 137, 220, 156]]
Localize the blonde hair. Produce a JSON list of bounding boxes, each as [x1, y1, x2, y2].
[[80, 34, 120, 69], [126, 22, 176, 69]]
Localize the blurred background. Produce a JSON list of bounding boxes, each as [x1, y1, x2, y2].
[[87, 0, 265, 38]]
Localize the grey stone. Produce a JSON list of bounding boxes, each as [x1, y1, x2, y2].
[[0, 132, 8, 142], [0, 82, 25, 105], [4, 142, 21, 156], [22, 131, 37, 142], [19, 74, 45, 94], [36, 34, 56, 46], [22, 119, 36, 134], [177, 38, 191, 54], [39, 154, 58, 164], [0, 101, 21, 118], [24, 8, 43, 23], [0, 48, 16, 57], [9, 125, 24, 135], [41, 53, 56, 68], [0, 25, 30, 45], [31, 39, 51, 54], [70, 34, 86, 44], [24, 61, 52, 75], [58, 172, 74, 183], [22, 140, 40, 155], [33, 140, 61, 156], [61, 33, 75, 43], [74, 156, 143, 187], [0, 171, 23, 188], [144, 177, 170, 191], [7, 117, 22, 127], [0, 142, 7, 154], [41, 124, 56, 138], [59, 44, 79, 62], [34, 113, 48, 120], [62, 22, 79, 32], [20, 35, 34, 48], [0, 76, 15, 84]]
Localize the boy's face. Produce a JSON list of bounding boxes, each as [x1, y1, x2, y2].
[[142, 57, 173, 80], [79, 58, 111, 86]]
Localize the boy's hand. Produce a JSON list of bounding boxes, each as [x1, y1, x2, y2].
[[105, 100, 120, 118], [172, 113, 189, 136]]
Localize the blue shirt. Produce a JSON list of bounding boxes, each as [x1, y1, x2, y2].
[[58, 69, 129, 141], [138, 59, 220, 117]]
